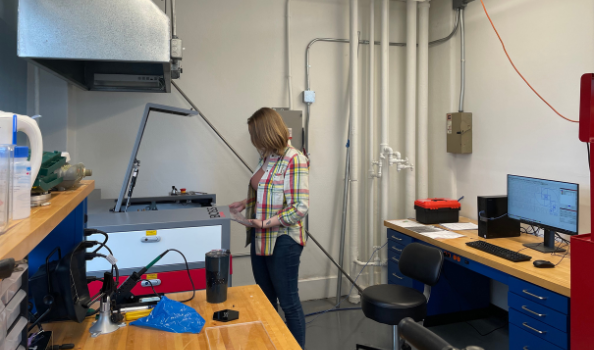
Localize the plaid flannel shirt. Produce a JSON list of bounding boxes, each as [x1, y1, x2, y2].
[[245, 146, 309, 256]]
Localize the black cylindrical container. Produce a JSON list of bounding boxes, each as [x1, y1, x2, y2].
[[205, 249, 230, 303]]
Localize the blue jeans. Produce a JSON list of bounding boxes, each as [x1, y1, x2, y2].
[[250, 232, 305, 348]]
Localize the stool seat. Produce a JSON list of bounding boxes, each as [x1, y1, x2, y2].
[[361, 284, 427, 326]]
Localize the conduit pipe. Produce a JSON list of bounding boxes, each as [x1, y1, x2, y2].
[[348, 0, 360, 303], [379, 0, 390, 284], [459, 8, 466, 112], [367, 0, 377, 288], [405, 0, 418, 218], [417, 1, 430, 200], [286, 0, 294, 110]]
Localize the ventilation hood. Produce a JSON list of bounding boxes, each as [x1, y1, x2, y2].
[[17, 0, 181, 93]]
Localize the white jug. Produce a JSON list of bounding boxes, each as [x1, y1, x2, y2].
[[0, 111, 43, 188]]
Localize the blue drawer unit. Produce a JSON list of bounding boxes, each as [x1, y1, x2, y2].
[[388, 229, 414, 246], [388, 260, 414, 288], [509, 293, 568, 332], [385, 223, 571, 349], [388, 240, 405, 256], [388, 248, 401, 266], [509, 309, 568, 349], [509, 324, 564, 350], [509, 277, 569, 314]]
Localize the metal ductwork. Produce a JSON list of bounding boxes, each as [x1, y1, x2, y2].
[[17, 0, 182, 93]]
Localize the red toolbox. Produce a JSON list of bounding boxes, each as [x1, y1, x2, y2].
[[414, 198, 461, 224]]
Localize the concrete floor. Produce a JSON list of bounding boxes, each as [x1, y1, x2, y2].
[[280, 298, 509, 350]]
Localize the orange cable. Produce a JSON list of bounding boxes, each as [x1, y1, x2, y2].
[[479, 0, 578, 123]]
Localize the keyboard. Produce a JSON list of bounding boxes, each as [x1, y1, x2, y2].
[[466, 241, 532, 262]]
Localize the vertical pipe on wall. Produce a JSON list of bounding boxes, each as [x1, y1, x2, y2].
[[405, 0, 417, 217], [367, 0, 376, 287], [417, 1, 430, 200], [349, 0, 360, 303], [380, 0, 390, 283], [286, 0, 294, 110], [458, 8, 466, 113]]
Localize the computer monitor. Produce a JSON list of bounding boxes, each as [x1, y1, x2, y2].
[[507, 175, 579, 253]]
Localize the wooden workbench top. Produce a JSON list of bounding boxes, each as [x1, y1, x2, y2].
[[385, 217, 570, 297], [44, 285, 301, 350], [0, 180, 94, 261]]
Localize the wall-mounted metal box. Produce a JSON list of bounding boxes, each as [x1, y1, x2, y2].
[[447, 112, 472, 154]]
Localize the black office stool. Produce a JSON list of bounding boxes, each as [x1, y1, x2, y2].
[[398, 317, 484, 350], [361, 243, 444, 350]]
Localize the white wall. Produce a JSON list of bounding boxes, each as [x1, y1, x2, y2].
[[429, 0, 594, 309], [430, 0, 592, 234], [65, 0, 413, 300]]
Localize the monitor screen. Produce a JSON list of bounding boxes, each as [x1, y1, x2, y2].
[[507, 175, 579, 235]]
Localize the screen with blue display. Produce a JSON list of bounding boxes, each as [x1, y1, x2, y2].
[[507, 175, 578, 235]]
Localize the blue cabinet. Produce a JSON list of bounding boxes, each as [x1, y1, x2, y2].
[[508, 277, 569, 349], [386, 229, 490, 318], [385, 228, 570, 349]]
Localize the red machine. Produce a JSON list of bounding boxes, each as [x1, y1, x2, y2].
[[572, 73, 594, 349]]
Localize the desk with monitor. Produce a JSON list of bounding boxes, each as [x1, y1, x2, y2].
[[386, 175, 576, 350]]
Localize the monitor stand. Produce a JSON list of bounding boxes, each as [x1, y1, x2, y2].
[[523, 229, 566, 253]]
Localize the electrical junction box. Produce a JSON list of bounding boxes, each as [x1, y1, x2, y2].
[[447, 112, 472, 154], [303, 90, 315, 103], [273, 108, 303, 152]]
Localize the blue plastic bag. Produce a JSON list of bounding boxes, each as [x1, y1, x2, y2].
[[131, 296, 205, 334]]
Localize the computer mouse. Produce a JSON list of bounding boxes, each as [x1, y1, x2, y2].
[[533, 260, 555, 268]]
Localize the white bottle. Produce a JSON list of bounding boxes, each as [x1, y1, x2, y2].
[[12, 146, 31, 220]]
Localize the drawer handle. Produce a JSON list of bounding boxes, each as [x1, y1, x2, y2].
[[391, 235, 402, 241], [141, 236, 162, 243], [391, 257, 399, 263], [522, 322, 546, 335], [392, 273, 403, 280], [522, 289, 546, 300], [391, 246, 402, 252], [522, 305, 545, 317]]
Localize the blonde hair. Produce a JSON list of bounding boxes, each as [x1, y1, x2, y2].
[[247, 108, 289, 158]]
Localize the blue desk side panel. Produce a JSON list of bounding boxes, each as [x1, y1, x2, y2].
[[388, 229, 491, 316], [28, 199, 87, 277], [426, 260, 491, 316]]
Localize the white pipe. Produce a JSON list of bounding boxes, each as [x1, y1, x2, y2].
[[367, 0, 375, 288], [405, 0, 417, 217], [354, 259, 387, 267], [418, 1, 430, 200], [349, 0, 360, 303], [380, 0, 390, 284], [459, 8, 465, 113], [286, 0, 294, 110]]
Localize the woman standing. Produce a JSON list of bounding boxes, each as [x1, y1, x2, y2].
[[229, 107, 309, 348]]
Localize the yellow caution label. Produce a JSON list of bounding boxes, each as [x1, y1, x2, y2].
[[146, 230, 157, 236], [146, 273, 158, 280]]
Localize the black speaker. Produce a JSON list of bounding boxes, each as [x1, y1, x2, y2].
[[477, 195, 520, 239]]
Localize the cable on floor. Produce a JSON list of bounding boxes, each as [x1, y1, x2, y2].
[[305, 242, 387, 326]]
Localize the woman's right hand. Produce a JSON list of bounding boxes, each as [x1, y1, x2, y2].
[[229, 199, 247, 213]]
